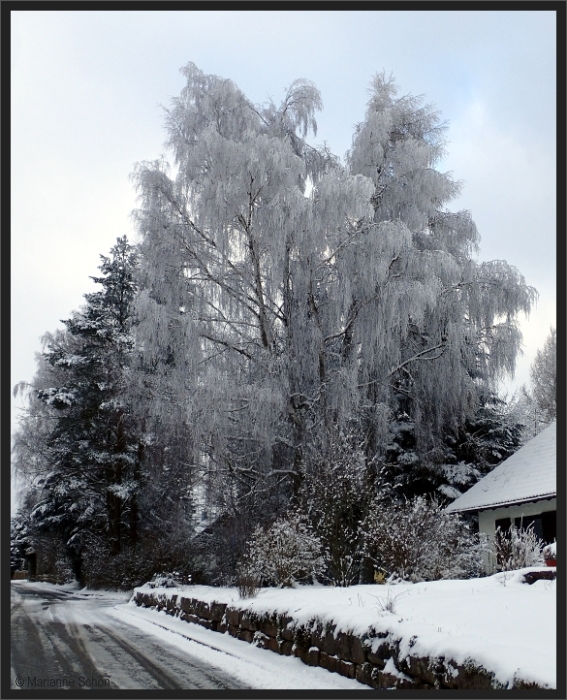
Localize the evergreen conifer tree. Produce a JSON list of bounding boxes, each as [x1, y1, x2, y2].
[[29, 237, 139, 581]]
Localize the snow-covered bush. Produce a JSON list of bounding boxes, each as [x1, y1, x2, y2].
[[80, 534, 195, 590], [238, 513, 328, 588], [54, 556, 75, 584], [303, 437, 369, 587], [147, 571, 191, 588], [362, 495, 485, 582], [492, 525, 544, 571]]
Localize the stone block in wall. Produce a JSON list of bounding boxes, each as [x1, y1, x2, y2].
[[523, 570, 556, 585], [238, 628, 254, 644], [371, 661, 420, 690], [260, 635, 280, 654], [319, 652, 340, 674], [355, 662, 375, 688], [439, 659, 501, 690], [246, 612, 279, 637], [338, 659, 357, 680], [194, 600, 211, 620], [311, 621, 337, 656], [136, 592, 154, 608], [307, 647, 320, 667], [280, 623, 295, 641], [289, 625, 315, 665], [277, 614, 294, 639], [293, 644, 320, 667], [259, 615, 279, 638], [393, 675, 419, 689], [375, 669, 402, 689], [226, 607, 242, 627], [402, 654, 442, 687], [366, 652, 386, 669], [367, 639, 396, 667], [278, 639, 294, 656], [228, 623, 240, 638], [334, 631, 350, 660], [209, 602, 227, 622], [179, 597, 194, 612], [240, 611, 258, 631], [251, 630, 272, 649], [347, 634, 367, 664], [180, 597, 195, 614], [216, 620, 229, 634]]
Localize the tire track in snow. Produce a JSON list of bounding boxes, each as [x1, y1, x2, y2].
[[10, 583, 245, 690]]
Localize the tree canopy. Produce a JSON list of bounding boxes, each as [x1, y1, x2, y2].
[[133, 64, 535, 506], [12, 65, 537, 588]]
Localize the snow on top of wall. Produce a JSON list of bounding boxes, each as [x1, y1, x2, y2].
[[445, 421, 556, 513], [131, 569, 556, 689]]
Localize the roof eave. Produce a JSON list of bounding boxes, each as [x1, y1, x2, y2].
[[446, 493, 556, 515]]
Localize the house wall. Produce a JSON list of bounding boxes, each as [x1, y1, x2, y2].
[[478, 498, 556, 573]]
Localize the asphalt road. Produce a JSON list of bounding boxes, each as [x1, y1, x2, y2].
[[10, 582, 246, 690]]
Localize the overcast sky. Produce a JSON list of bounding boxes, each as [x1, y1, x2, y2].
[[11, 9, 557, 443]]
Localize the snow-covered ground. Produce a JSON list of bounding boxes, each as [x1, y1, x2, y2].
[[12, 569, 556, 689], [110, 603, 366, 690], [11, 581, 362, 690], [128, 567, 557, 689]]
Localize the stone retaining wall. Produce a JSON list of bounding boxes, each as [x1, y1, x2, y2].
[[132, 589, 543, 690]]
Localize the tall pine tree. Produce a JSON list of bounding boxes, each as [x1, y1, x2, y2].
[[29, 237, 140, 581]]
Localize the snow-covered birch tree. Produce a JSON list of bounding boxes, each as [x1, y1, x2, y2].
[[132, 64, 536, 527], [345, 73, 536, 467], [529, 327, 556, 424]]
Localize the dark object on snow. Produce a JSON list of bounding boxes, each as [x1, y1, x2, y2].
[[522, 569, 556, 585], [542, 542, 556, 567]]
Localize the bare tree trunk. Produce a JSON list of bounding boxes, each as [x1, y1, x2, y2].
[[108, 412, 126, 556]]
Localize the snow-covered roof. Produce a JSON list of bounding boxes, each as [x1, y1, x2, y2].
[[445, 421, 556, 513]]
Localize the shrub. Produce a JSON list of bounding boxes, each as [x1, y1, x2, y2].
[[80, 535, 194, 590], [54, 556, 75, 584], [239, 512, 327, 588], [303, 442, 369, 587], [362, 495, 485, 582], [147, 571, 191, 589], [237, 573, 260, 599], [493, 524, 544, 570]]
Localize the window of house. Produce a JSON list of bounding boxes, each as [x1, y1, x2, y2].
[[541, 511, 556, 544], [514, 514, 544, 541], [495, 517, 511, 532], [495, 512, 556, 544]]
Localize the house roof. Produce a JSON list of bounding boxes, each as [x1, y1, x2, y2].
[[445, 421, 556, 513]]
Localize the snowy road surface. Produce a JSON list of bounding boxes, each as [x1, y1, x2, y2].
[[10, 582, 365, 690], [10, 582, 245, 690]]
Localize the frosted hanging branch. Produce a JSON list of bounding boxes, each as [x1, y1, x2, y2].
[[387, 343, 447, 378]]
